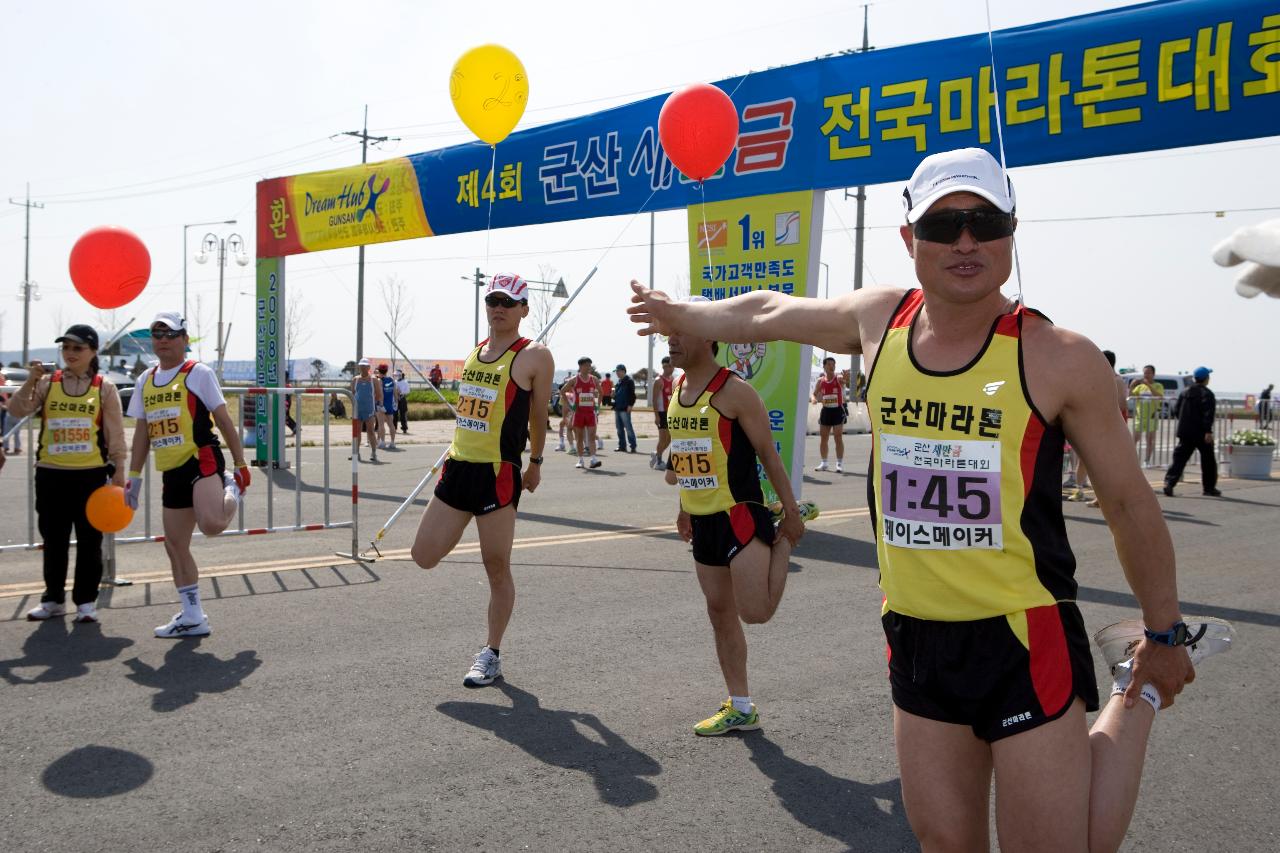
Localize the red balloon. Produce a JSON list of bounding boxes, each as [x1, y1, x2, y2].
[[69, 226, 151, 310], [658, 83, 740, 183]]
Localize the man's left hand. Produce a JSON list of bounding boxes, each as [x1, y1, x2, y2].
[[1125, 638, 1195, 709], [523, 464, 541, 493], [779, 510, 804, 546], [233, 465, 251, 494]]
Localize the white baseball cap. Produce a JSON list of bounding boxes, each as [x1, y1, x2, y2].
[[486, 273, 529, 302], [902, 148, 1016, 223], [151, 311, 187, 331], [357, 358, 371, 367]]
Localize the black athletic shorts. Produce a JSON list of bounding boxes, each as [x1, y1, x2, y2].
[[434, 458, 522, 516], [883, 602, 1099, 742], [161, 445, 226, 510], [690, 502, 776, 567], [655, 411, 669, 430], [819, 406, 846, 427]]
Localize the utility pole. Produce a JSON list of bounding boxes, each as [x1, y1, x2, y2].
[[844, 5, 873, 398], [338, 105, 397, 360], [468, 267, 486, 346], [9, 184, 43, 365]]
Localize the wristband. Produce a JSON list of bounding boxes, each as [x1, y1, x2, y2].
[[129, 469, 142, 478], [1143, 621, 1200, 646]]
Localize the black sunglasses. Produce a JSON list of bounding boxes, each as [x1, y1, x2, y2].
[[912, 209, 1015, 244], [150, 328, 185, 340], [484, 294, 522, 309]]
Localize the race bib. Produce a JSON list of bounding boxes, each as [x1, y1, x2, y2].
[[47, 416, 93, 455], [146, 406, 184, 450], [670, 437, 718, 490], [456, 383, 497, 433], [577, 392, 595, 407], [822, 394, 839, 407], [879, 433, 1002, 550]]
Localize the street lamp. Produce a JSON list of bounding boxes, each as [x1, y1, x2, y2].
[[183, 219, 236, 324], [195, 232, 249, 381]]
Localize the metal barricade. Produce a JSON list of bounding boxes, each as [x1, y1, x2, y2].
[[0, 387, 359, 574]]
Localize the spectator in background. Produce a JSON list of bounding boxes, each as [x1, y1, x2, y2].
[[283, 371, 299, 437], [429, 363, 444, 389], [376, 363, 398, 450], [395, 369, 410, 434], [612, 364, 637, 453], [351, 359, 378, 463], [1, 387, 22, 455], [600, 372, 614, 409], [650, 356, 676, 470], [1129, 365, 1164, 469], [1164, 366, 1219, 497], [1259, 383, 1274, 428]]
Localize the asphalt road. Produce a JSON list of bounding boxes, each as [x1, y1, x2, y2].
[[1, 434, 1277, 852]]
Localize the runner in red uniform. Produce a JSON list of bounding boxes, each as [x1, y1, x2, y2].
[[812, 356, 846, 473], [570, 357, 602, 469]]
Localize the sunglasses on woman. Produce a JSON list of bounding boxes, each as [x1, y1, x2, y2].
[[150, 328, 185, 340], [912, 209, 1015, 244], [484, 294, 522, 309]]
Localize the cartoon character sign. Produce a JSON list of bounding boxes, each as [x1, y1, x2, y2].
[[727, 342, 767, 380]]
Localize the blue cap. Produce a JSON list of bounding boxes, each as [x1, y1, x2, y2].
[[1193, 366, 1213, 381]]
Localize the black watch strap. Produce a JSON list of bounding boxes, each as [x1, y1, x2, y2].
[[529, 456, 543, 465]]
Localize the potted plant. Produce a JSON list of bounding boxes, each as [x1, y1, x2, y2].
[[1226, 428, 1276, 480]]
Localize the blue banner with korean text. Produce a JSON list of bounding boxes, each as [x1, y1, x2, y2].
[[259, 0, 1280, 255]]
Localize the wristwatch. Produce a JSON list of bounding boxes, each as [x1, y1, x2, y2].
[[1144, 621, 1193, 646], [528, 456, 544, 465]]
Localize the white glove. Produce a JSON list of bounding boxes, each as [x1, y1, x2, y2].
[[124, 476, 143, 510]]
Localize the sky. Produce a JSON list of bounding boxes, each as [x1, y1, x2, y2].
[[2, 0, 1278, 392]]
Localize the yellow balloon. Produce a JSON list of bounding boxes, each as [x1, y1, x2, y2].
[[449, 44, 529, 145]]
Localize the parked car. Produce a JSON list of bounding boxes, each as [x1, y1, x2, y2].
[[1, 364, 136, 409], [1125, 372, 1194, 417]]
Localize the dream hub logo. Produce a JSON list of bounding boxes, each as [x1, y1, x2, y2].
[[304, 172, 392, 231]]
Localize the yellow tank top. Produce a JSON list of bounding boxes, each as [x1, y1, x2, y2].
[[667, 368, 764, 516], [142, 361, 218, 472], [867, 290, 1077, 621], [37, 372, 107, 468], [448, 338, 532, 466]]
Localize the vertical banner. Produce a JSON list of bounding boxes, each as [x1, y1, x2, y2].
[[687, 189, 823, 501], [254, 256, 286, 467]]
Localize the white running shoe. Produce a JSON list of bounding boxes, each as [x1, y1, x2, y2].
[[154, 612, 211, 638], [223, 472, 242, 506], [1095, 617, 1235, 676], [814, 461, 829, 472], [835, 461, 844, 473], [26, 601, 66, 621], [555, 443, 565, 452], [589, 457, 602, 469], [649, 453, 658, 469], [463, 647, 502, 687], [73, 603, 99, 623], [575, 458, 584, 469]]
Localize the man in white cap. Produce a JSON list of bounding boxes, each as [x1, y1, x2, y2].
[[410, 273, 554, 688], [629, 148, 1226, 851], [124, 312, 250, 637]]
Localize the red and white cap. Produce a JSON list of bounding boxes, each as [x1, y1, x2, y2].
[[486, 273, 529, 302]]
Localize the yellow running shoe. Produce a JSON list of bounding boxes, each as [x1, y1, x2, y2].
[[693, 700, 760, 736], [767, 501, 820, 525]]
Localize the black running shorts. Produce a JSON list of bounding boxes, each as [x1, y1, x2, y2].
[[161, 445, 226, 510], [882, 602, 1099, 742], [655, 411, 669, 430], [434, 458, 522, 516], [819, 406, 846, 427], [690, 502, 776, 567]]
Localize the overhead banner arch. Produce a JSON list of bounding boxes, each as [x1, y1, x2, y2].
[[252, 0, 1279, 462]]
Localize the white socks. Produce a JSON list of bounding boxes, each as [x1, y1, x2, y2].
[[1111, 660, 1161, 711], [730, 695, 753, 714], [177, 583, 203, 624]]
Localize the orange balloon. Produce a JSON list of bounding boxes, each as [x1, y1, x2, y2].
[[86, 484, 134, 533]]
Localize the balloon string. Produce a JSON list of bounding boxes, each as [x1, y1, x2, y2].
[[484, 143, 498, 273], [983, 0, 1024, 306], [699, 182, 713, 274]]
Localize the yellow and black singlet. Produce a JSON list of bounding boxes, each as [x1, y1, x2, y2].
[[449, 337, 532, 467], [867, 289, 1076, 622], [141, 361, 219, 472], [667, 368, 764, 516], [36, 372, 107, 468]]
